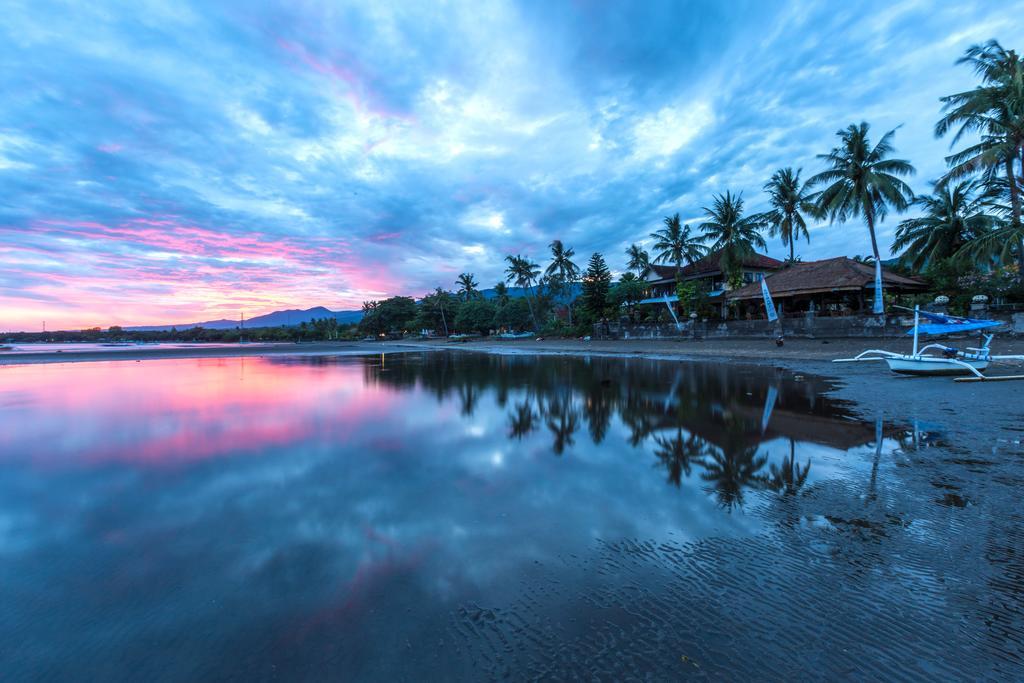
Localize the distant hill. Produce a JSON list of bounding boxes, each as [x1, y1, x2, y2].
[[127, 306, 363, 331]]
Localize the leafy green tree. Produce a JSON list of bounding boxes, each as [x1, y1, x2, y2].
[[493, 298, 533, 331], [937, 40, 1024, 270], [758, 167, 819, 262], [455, 273, 480, 301], [808, 122, 916, 263], [625, 243, 651, 277], [581, 252, 612, 318], [611, 272, 647, 323], [699, 191, 767, 282], [504, 254, 542, 330], [358, 296, 418, 336], [893, 179, 997, 271], [454, 299, 497, 335], [650, 213, 706, 280], [417, 288, 457, 335]]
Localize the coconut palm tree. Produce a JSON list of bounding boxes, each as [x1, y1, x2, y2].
[[699, 191, 767, 283], [545, 396, 579, 456], [936, 40, 1024, 270], [892, 179, 998, 271], [808, 122, 916, 264], [653, 429, 707, 488], [625, 243, 651, 277], [650, 213, 706, 280], [766, 440, 811, 496], [545, 240, 581, 323], [759, 167, 819, 262], [508, 400, 537, 440], [455, 272, 480, 301], [504, 254, 541, 330]]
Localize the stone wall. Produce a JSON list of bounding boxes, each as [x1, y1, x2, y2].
[[598, 312, 1022, 340]]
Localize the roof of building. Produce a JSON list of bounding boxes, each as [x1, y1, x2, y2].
[[725, 257, 927, 301], [647, 250, 784, 282]]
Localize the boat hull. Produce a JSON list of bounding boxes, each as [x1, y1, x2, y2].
[[884, 357, 989, 376]]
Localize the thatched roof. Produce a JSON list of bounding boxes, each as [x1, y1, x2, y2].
[[648, 250, 783, 282], [726, 257, 926, 301]]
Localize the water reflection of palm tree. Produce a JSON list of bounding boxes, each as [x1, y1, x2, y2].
[[653, 429, 708, 487], [545, 397, 579, 456], [508, 400, 538, 440], [458, 383, 478, 416], [702, 444, 768, 509], [766, 439, 811, 496]]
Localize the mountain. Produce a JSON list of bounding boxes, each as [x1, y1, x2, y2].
[[127, 306, 363, 331]]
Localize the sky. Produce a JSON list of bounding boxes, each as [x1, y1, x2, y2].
[[2, 0, 1024, 331]]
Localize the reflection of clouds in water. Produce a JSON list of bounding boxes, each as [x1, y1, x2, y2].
[[0, 352, 899, 678]]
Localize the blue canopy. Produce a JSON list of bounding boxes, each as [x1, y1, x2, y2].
[[909, 310, 1002, 335]]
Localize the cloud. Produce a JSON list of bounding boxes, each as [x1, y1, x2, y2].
[[1, 0, 1023, 329]]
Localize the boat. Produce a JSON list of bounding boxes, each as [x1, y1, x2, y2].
[[833, 305, 1024, 380]]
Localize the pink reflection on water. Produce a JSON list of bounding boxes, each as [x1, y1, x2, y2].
[[0, 357, 403, 468]]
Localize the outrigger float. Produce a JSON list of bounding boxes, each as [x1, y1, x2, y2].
[[833, 305, 1024, 382]]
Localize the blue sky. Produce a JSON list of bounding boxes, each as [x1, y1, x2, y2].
[[1, 0, 1023, 328]]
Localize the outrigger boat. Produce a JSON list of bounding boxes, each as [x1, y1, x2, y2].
[[834, 305, 1024, 381]]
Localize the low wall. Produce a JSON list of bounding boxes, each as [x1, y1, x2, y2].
[[599, 312, 1022, 340]]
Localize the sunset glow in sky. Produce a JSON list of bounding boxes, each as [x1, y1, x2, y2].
[[2, 0, 1023, 330]]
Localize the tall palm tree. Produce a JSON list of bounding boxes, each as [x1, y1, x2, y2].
[[936, 40, 1024, 270], [625, 243, 651, 277], [808, 122, 916, 263], [545, 240, 581, 324], [766, 441, 811, 496], [653, 429, 707, 488], [504, 254, 541, 330], [455, 272, 479, 301], [892, 179, 997, 271], [759, 167, 819, 262], [508, 400, 537, 439], [650, 213, 706, 281], [545, 396, 579, 456], [699, 191, 767, 282]]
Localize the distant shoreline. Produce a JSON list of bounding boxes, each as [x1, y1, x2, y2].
[[0, 341, 399, 365]]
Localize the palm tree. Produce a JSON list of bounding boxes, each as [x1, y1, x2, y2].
[[625, 243, 651, 277], [766, 441, 811, 496], [492, 282, 510, 306], [808, 122, 916, 264], [650, 213, 706, 280], [455, 273, 479, 301], [504, 254, 541, 330], [544, 396, 579, 456], [699, 191, 767, 283], [653, 429, 707, 488], [759, 168, 819, 262], [936, 40, 1024, 270], [508, 400, 537, 439], [892, 179, 997, 271], [545, 240, 581, 324]]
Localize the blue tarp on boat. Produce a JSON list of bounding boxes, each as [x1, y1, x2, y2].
[[909, 310, 1003, 335]]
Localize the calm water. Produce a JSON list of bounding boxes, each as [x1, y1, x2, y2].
[[0, 352, 1021, 680]]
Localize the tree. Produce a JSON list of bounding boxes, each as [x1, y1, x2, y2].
[[454, 299, 497, 335], [892, 179, 997, 271], [611, 272, 647, 322], [493, 298, 533, 331], [808, 122, 916, 263], [455, 273, 480, 301], [504, 254, 542, 330], [626, 243, 651, 277], [545, 240, 581, 323], [650, 213, 706, 280], [758, 167, 819, 262], [418, 288, 457, 335], [937, 40, 1024, 270], [358, 296, 418, 336], [492, 282, 510, 306], [581, 252, 612, 318], [699, 191, 767, 283]]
